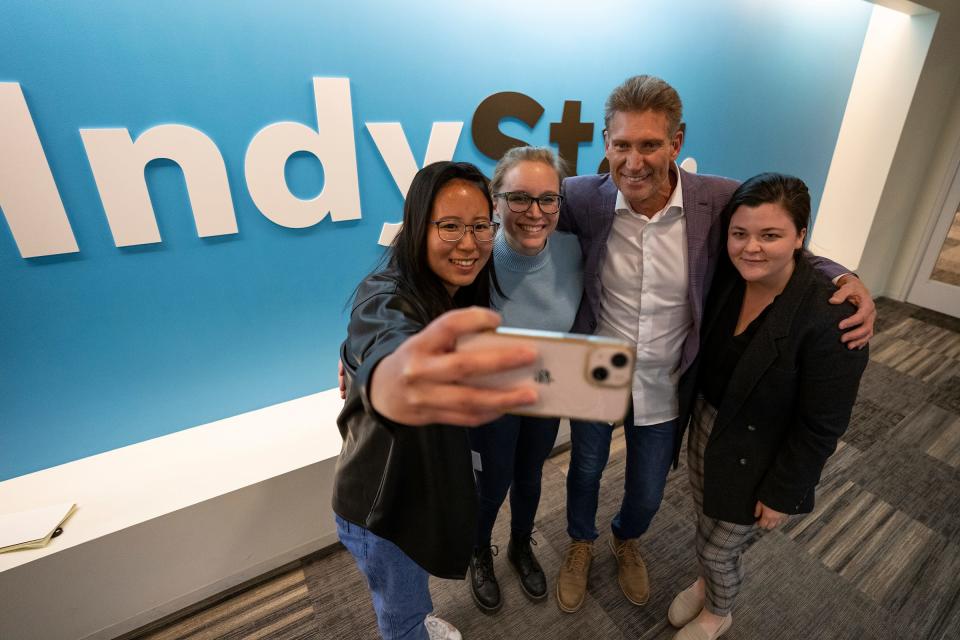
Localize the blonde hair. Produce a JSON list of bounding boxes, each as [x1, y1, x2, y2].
[[489, 146, 568, 194]]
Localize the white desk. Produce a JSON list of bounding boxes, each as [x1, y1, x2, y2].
[[0, 389, 344, 640]]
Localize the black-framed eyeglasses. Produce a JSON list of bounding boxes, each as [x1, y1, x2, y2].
[[493, 191, 563, 215], [430, 219, 499, 242]]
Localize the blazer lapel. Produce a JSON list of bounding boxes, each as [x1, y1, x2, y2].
[[678, 170, 717, 373], [711, 257, 815, 437], [681, 170, 714, 318], [593, 175, 619, 268], [596, 176, 618, 235]]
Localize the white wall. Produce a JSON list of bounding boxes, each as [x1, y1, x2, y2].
[[809, 6, 937, 272], [856, 0, 960, 298]]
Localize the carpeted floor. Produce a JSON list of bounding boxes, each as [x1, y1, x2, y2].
[[127, 298, 960, 640]]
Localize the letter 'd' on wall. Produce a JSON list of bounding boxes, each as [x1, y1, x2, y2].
[[244, 77, 361, 227]]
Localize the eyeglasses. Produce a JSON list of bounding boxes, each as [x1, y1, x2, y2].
[[494, 191, 563, 215], [430, 219, 499, 242]]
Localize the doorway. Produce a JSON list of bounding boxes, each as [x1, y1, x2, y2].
[[908, 154, 960, 318]]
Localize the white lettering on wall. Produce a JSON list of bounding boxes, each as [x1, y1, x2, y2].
[[80, 125, 238, 246], [367, 121, 462, 246], [3, 77, 576, 258], [0, 83, 79, 258], [367, 122, 463, 197], [244, 77, 361, 227]]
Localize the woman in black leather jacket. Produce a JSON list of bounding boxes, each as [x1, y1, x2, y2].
[[333, 161, 537, 640]]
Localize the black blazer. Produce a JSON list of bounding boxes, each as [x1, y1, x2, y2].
[[693, 256, 868, 525]]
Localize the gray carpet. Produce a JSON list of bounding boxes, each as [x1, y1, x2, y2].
[[128, 298, 960, 640]]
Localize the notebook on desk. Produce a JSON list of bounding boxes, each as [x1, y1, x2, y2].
[[0, 503, 77, 553]]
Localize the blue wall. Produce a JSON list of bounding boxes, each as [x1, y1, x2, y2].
[[0, 0, 872, 480]]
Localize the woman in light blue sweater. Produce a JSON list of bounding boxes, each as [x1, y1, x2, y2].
[[467, 146, 584, 612]]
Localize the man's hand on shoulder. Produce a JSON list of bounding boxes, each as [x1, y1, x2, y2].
[[830, 274, 876, 350], [369, 307, 538, 427]]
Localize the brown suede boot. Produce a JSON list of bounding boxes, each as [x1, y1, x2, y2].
[[556, 539, 593, 613], [610, 535, 649, 605]]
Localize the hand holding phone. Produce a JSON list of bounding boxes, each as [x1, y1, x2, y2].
[[456, 327, 634, 422], [369, 309, 539, 427]]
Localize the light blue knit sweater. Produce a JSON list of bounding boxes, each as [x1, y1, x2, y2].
[[491, 231, 583, 332]]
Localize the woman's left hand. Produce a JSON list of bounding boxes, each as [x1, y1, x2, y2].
[[754, 501, 788, 530]]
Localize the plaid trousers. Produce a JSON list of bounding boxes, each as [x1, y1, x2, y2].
[[687, 396, 768, 616]]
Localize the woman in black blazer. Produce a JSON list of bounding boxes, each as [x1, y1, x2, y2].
[[667, 174, 868, 640]]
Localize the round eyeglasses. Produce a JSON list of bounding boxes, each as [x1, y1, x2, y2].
[[494, 191, 563, 215], [430, 219, 499, 243]]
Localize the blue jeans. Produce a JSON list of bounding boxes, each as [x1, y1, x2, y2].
[[469, 414, 560, 547], [566, 413, 678, 541], [336, 515, 432, 640]]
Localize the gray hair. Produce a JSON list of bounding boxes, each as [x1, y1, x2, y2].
[[604, 75, 683, 135]]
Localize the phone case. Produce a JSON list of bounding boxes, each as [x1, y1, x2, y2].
[[456, 327, 635, 423]]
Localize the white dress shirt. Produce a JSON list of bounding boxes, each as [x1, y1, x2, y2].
[[597, 169, 692, 425]]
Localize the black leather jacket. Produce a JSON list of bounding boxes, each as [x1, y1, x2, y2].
[[332, 269, 478, 579]]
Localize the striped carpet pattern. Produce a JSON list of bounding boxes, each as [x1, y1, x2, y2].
[[127, 298, 960, 640]]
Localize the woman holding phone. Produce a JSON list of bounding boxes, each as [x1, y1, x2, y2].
[[667, 173, 868, 640], [334, 161, 537, 640], [466, 146, 584, 612]]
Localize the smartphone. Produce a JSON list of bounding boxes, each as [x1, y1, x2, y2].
[[456, 327, 635, 423]]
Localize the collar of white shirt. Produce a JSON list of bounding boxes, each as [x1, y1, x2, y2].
[[614, 163, 684, 221]]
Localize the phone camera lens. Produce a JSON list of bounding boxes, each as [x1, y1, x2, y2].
[[611, 353, 628, 368], [591, 367, 609, 381]]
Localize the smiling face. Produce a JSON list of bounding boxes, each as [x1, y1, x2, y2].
[[426, 179, 493, 296], [728, 202, 806, 291], [605, 109, 682, 216], [496, 160, 562, 256]]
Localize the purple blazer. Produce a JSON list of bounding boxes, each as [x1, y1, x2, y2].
[[559, 169, 741, 377]]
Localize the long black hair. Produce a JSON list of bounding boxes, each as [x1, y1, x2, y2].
[[385, 161, 502, 321]]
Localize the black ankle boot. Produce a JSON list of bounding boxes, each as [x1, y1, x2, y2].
[[469, 545, 502, 612], [508, 534, 547, 600]]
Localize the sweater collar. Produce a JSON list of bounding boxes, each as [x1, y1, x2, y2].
[[493, 231, 551, 273]]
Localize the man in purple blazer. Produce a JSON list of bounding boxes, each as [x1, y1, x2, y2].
[[554, 75, 875, 614]]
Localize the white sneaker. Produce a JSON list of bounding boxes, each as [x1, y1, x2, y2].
[[424, 614, 462, 640]]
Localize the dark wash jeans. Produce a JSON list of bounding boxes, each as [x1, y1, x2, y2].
[[336, 515, 431, 640], [566, 410, 678, 541], [469, 413, 561, 547]]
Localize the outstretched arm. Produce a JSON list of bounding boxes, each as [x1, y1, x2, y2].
[[368, 307, 538, 427]]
